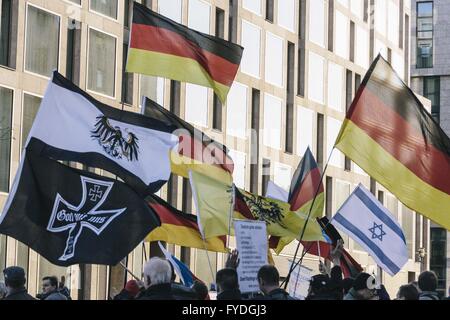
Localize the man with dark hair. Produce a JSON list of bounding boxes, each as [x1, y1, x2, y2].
[[418, 271, 440, 300], [2, 266, 35, 300], [38, 276, 67, 300], [396, 284, 419, 300], [257, 265, 294, 300], [216, 268, 241, 300], [58, 275, 71, 300], [192, 280, 209, 300]]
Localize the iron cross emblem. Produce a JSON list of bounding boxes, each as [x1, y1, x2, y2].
[[47, 176, 126, 261]]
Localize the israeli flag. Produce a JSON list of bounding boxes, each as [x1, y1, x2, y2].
[[331, 184, 408, 276]]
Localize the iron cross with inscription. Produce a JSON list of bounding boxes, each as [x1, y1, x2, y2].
[[47, 176, 126, 261]]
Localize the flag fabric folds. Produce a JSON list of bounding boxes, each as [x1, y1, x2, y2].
[[0, 150, 161, 267], [142, 97, 234, 177], [146, 195, 227, 252], [335, 54, 450, 230], [26, 71, 178, 196], [331, 184, 408, 276], [189, 170, 234, 239], [127, 2, 244, 103]]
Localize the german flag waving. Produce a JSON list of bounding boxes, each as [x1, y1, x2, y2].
[[335, 55, 450, 230], [127, 2, 243, 103]]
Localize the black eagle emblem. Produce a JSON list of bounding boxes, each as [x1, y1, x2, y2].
[[91, 116, 140, 161], [242, 193, 286, 228]]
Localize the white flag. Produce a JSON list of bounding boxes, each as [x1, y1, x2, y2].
[[331, 184, 408, 276]]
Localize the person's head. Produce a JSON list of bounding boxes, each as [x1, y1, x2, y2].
[[192, 280, 209, 300], [353, 273, 377, 300], [257, 265, 280, 294], [342, 278, 354, 295], [60, 276, 66, 287], [418, 271, 438, 292], [3, 266, 26, 290], [216, 268, 239, 294], [124, 280, 141, 298], [0, 282, 7, 299], [42, 276, 58, 295], [143, 257, 172, 289], [396, 284, 419, 300], [308, 274, 330, 297]]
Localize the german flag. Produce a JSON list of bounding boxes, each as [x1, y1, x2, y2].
[[127, 2, 243, 103], [269, 148, 325, 253], [142, 97, 234, 178], [146, 195, 227, 252], [335, 55, 450, 230]]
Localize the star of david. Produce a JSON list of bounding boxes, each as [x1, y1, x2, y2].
[[368, 222, 386, 241]]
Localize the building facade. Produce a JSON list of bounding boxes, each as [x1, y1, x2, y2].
[[411, 0, 450, 298], [0, 0, 429, 299]]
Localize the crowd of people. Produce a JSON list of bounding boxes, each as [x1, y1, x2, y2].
[[0, 251, 449, 301]]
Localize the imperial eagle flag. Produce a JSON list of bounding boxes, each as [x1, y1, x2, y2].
[[25, 71, 178, 196], [335, 54, 450, 230], [0, 150, 161, 267], [127, 2, 243, 103]]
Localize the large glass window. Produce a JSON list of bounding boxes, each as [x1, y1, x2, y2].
[[387, 0, 399, 45], [243, 0, 262, 16], [140, 76, 164, 106], [21, 93, 41, 148], [309, 0, 325, 48], [265, 32, 284, 87], [308, 52, 325, 104], [297, 106, 314, 156], [430, 228, 447, 296], [273, 162, 292, 192], [402, 205, 415, 259], [185, 84, 208, 127], [416, 2, 433, 68], [90, 0, 118, 19], [226, 82, 248, 138], [263, 93, 282, 149], [335, 180, 350, 248], [327, 117, 343, 168], [0, 0, 12, 67], [25, 5, 60, 77], [158, 0, 182, 23], [335, 10, 349, 59], [424, 76, 440, 123], [228, 149, 246, 189], [241, 20, 261, 78], [355, 25, 369, 68], [328, 62, 344, 112], [277, 0, 295, 32], [188, 0, 211, 34], [88, 28, 116, 97], [0, 87, 12, 192]]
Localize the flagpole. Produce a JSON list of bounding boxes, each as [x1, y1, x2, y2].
[[283, 147, 335, 289], [119, 261, 141, 281], [226, 184, 236, 248]]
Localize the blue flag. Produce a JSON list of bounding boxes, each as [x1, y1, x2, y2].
[[331, 184, 408, 276]]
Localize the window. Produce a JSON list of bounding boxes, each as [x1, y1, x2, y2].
[[375, 0, 387, 37], [386, 193, 399, 221], [264, 94, 282, 149], [402, 205, 414, 259], [404, 14, 410, 81], [0, 87, 12, 192], [309, 0, 325, 47], [278, 0, 295, 32], [430, 228, 447, 295], [355, 25, 369, 68], [185, 84, 208, 127], [297, 45, 305, 97], [316, 113, 324, 167], [229, 149, 246, 189], [66, 19, 81, 85], [250, 88, 260, 193], [328, 62, 344, 112], [328, 0, 334, 52], [355, 73, 361, 95], [25, 5, 60, 77], [345, 69, 353, 111], [265, 32, 284, 87], [188, 0, 211, 34], [262, 158, 271, 196], [1, 0, 17, 68], [350, 0, 363, 19], [140, 76, 164, 106], [423, 77, 440, 123], [21, 93, 41, 148], [363, 0, 369, 22], [241, 21, 261, 78], [387, 0, 399, 45], [158, 0, 182, 22], [243, 0, 262, 16], [286, 42, 295, 154], [327, 117, 343, 168], [265, 0, 274, 22], [274, 163, 292, 192], [399, 0, 404, 49], [297, 106, 314, 156], [349, 21, 355, 62], [87, 28, 116, 97], [335, 10, 349, 59], [213, 8, 225, 131], [335, 180, 351, 248], [90, 0, 118, 19], [308, 52, 325, 104], [416, 1, 433, 68], [226, 82, 248, 138], [122, 44, 133, 105], [167, 175, 178, 207], [170, 80, 181, 116], [299, 0, 306, 40]]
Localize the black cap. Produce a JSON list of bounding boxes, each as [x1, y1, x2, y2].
[[310, 274, 330, 290], [3, 266, 26, 284], [353, 272, 376, 291]]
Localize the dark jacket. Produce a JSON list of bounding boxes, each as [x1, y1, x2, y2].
[[419, 291, 440, 300], [113, 289, 136, 300], [58, 286, 71, 300], [137, 283, 175, 300], [4, 288, 36, 300], [171, 283, 198, 300], [264, 288, 296, 300], [217, 289, 242, 300]]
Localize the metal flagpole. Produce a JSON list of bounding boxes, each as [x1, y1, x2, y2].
[[283, 147, 335, 289], [226, 184, 236, 248], [119, 261, 141, 281]]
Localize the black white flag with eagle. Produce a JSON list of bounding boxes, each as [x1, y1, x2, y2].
[[25, 71, 179, 196]]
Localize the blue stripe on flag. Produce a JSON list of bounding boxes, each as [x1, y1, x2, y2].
[[333, 213, 400, 275], [354, 187, 406, 243]]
